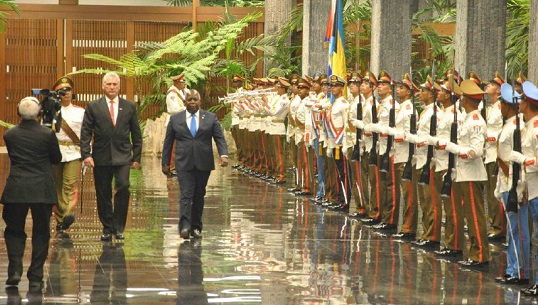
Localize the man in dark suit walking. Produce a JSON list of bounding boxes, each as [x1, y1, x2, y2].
[[2, 97, 62, 289], [80, 72, 142, 242], [162, 89, 228, 239]]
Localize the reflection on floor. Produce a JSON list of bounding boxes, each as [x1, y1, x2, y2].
[[0, 155, 535, 304]]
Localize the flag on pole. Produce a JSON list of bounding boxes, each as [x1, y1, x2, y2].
[[326, 0, 347, 98]]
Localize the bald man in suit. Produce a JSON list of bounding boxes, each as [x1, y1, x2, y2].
[[162, 89, 228, 240]]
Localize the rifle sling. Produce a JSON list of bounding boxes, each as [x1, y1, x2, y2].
[[61, 120, 81, 145]]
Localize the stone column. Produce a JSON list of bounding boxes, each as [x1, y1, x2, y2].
[[301, 0, 332, 76], [454, 0, 507, 79], [264, 0, 294, 75], [370, 0, 414, 80], [529, 0, 538, 82]]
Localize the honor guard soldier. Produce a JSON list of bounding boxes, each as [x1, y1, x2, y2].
[[325, 74, 350, 210], [484, 72, 506, 241], [52, 77, 84, 233], [438, 79, 490, 268], [347, 72, 367, 217], [390, 73, 419, 239], [432, 77, 465, 258], [165, 74, 188, 174], [310, 74, 329, 203], [357, 71, 380, 223], [287, 75, 303, 193], [511, 81, 538, 295], [494, 82, 529, 285], [266, 77, 290, 184], [293, 78, 313, 195], [370, 71, 400, 231], [167, 74, 187, 115], [407, 75, 441, 248]]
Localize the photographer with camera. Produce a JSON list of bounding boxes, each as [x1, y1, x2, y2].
[[51, 77, 85, 234], [1, 96, 62, 289]]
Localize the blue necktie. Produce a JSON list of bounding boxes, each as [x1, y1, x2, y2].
[[190, 113, 197, 137]]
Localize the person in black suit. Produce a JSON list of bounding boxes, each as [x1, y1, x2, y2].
[[162, 89, 228, 239], [1, 97, 62, 290], [80, 72, 143, 242]]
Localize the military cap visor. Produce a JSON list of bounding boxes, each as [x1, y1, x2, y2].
[[500, 83, 522, 104], [460, 79, 485, 100], [329, 74, 345, 86], [53, 77, 74, 91], [522, 81, 538, 106]]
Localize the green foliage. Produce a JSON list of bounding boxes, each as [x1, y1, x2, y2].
[[0, 0, 19, 33], [69, 12, 262, 118], [164, 0, 264, 7], [506, 0, 530, 79]]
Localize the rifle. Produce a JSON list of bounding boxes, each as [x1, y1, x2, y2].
[[441, 72, 458, 197], [402, 68, 416, 181], [419, 64, 437, 185], [380, 80, 396, 173], [352, 94, 363, 161], [368, 94, 379, 166], [506, 80, 521, 213]]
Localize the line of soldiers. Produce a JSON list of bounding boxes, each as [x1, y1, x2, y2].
[[225, 70, 538, 293]]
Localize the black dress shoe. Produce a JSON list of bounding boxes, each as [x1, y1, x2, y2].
[[522, 284, 538, 295], [495, 274, 510, 282], [180, 229, 190, 239], [498, 276, 529, 285], [274, 179, 286, 185], [488, 233, 505, 241], [6, 273, 21, 286], [392, 232, 416, 239], [115, 233, 125, 240], [295, 191, 312, 196], [372, 223, 396, 230], [434, 248, 463, 257], [28, 281, 44, 290], [458, 258, 489, 268], [192, 229, 202, 239], [348, 212, 367, 218], [100, 233, 112, 241], [287, 187, 300, 193], [412, 239, 440, 248], [360, 217, 380, 225]]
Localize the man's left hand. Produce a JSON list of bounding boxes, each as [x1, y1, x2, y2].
[[220, 156, 229, 167], [131, 162, 140, 169]]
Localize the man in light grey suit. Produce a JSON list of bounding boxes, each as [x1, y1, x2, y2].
[[162, 89, 228, 240], [80, 72, 142, 242]]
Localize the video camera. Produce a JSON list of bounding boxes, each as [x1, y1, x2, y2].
[[31, 88, 64, 128]]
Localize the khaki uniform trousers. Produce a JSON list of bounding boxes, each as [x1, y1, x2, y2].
[[486, 162, 506, 236], [416, 167, 442, 242], [379, 155, 400, 226], [439, 170, 465, 251], [396, 162, 418, 234], [53, 159, 82, 222], [453, 180, 490, 262], [368, 154, 381, 220]]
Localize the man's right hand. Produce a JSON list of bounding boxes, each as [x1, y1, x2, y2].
[[83, 157, 95, 168], [162, 165, 172, 177]]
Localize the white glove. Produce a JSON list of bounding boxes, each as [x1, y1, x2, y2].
[[405, 132, 420, 144], [445, 142, 461, 155], [426, 135, 439, 146], [509, 151, 528, 164], [326, 148, 333, 158], [370, 123, 382, 133], [352, 119, 365, 129], [363, 124, 373, 133], [385, 127, 396, 136]]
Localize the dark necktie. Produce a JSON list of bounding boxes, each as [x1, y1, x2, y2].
[[190, 113, 196, 137]]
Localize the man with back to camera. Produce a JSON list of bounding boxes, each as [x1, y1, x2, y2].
[[80, 72, 143, 242], [2, 96, 62, 290], [162, 89, 229, 240], [51, 77, 85, 234]]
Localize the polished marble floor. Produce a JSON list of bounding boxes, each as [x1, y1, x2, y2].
[[0, 154, 537, 304]]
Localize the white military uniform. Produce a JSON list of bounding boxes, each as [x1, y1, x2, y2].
[[54, 104, 85, 162]]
